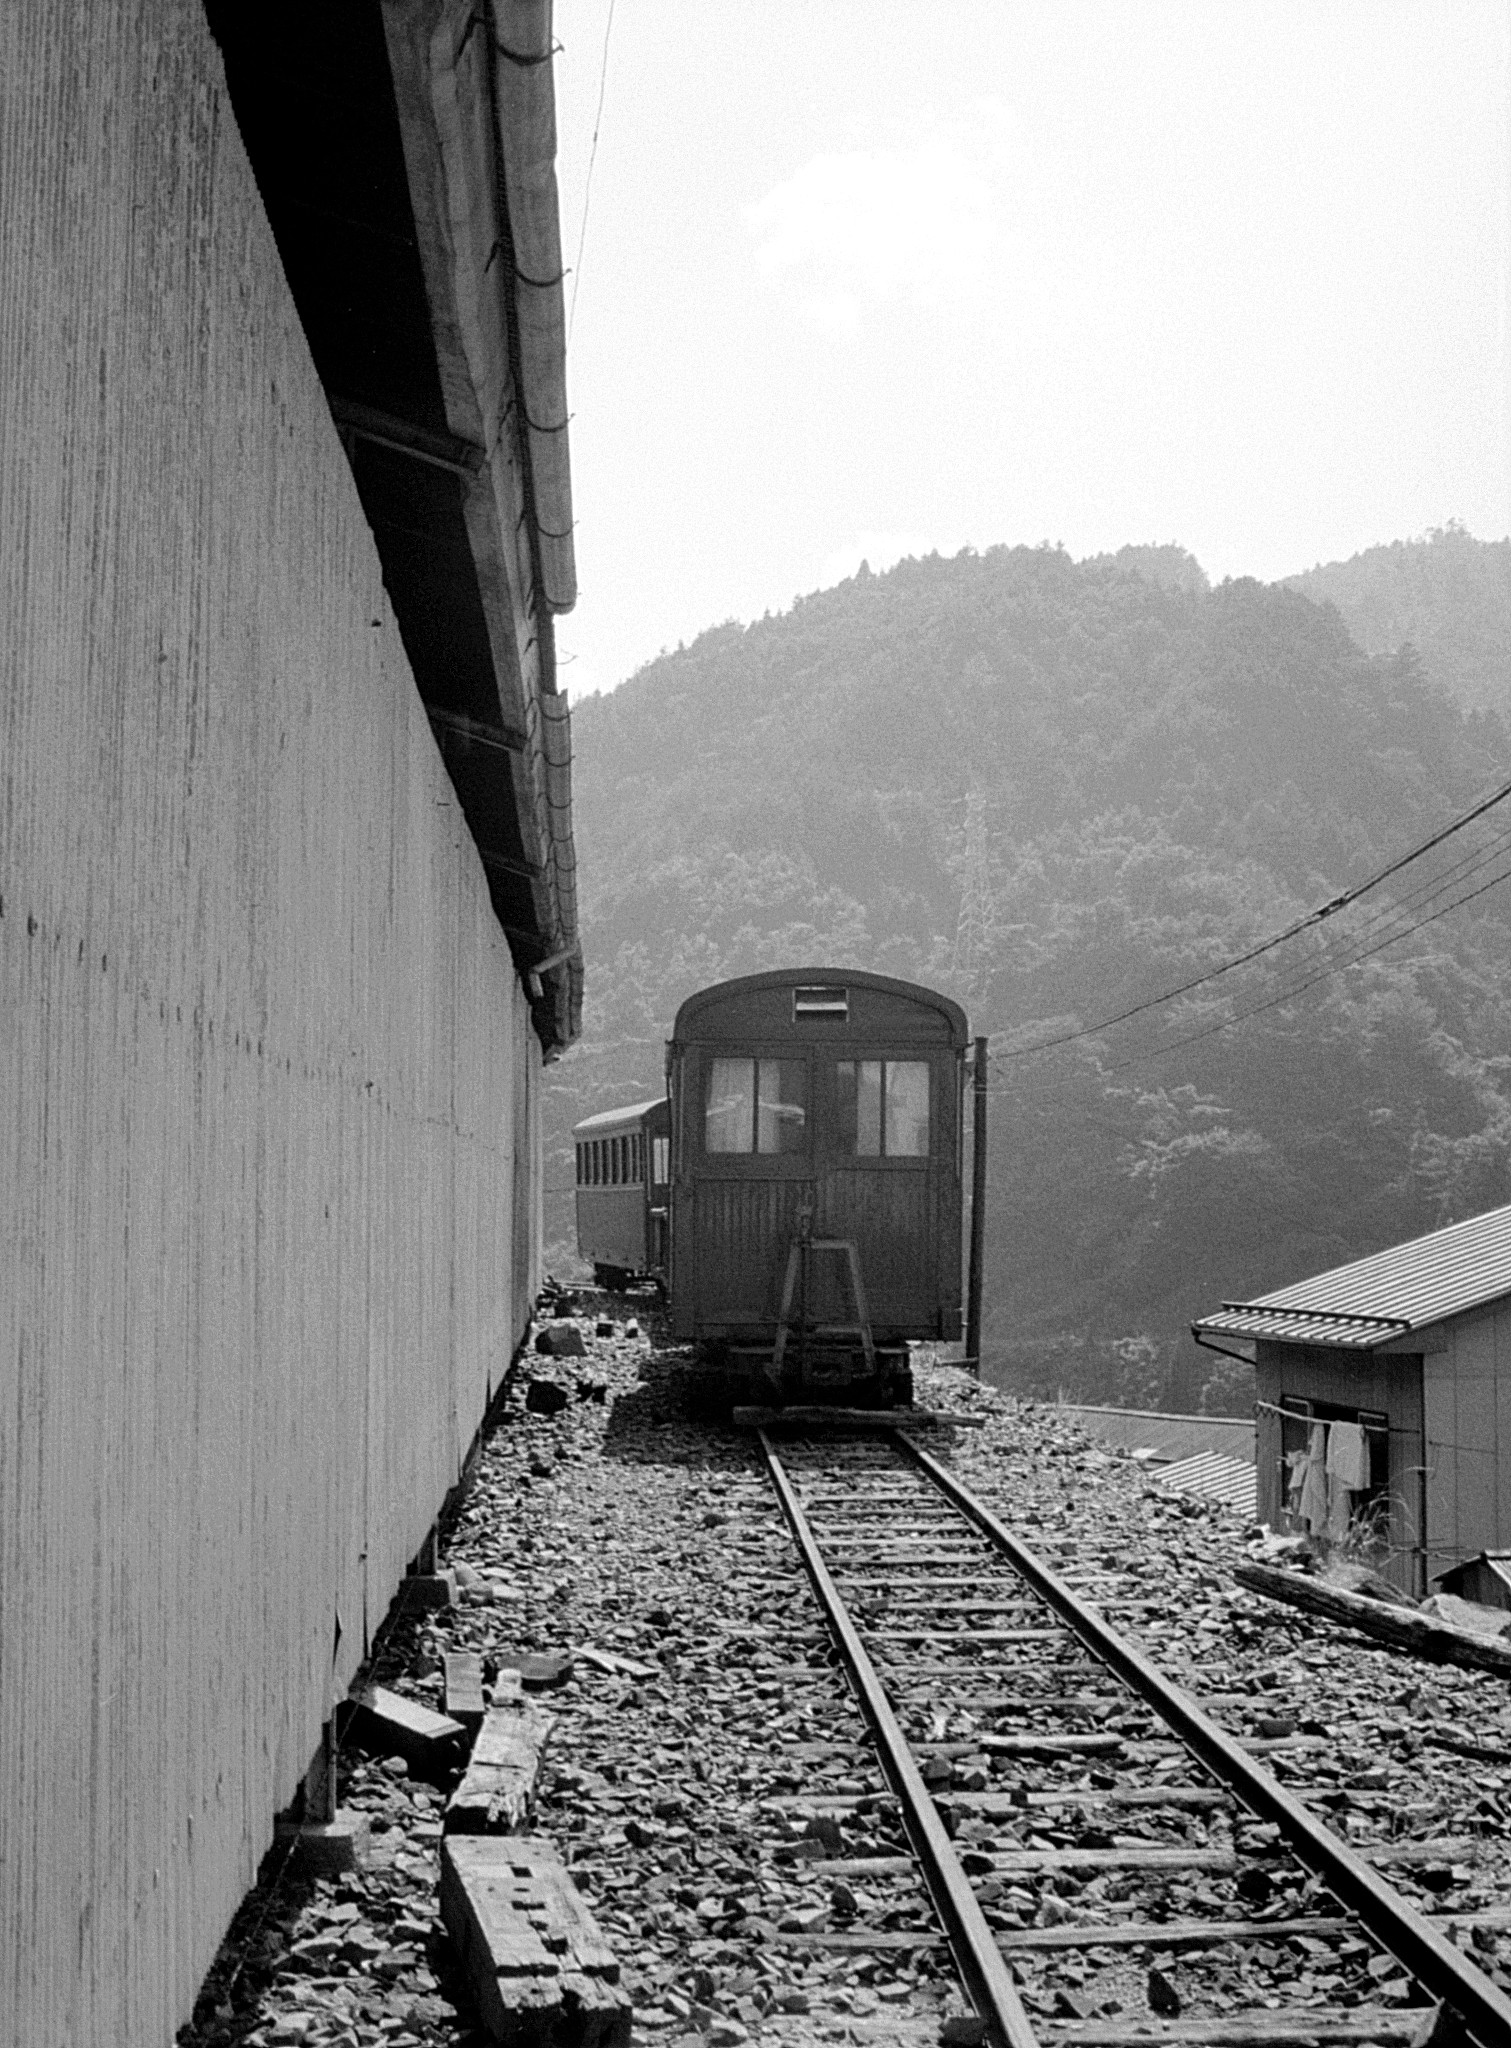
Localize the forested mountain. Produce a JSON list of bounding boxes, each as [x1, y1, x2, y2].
[[1284, 523, 1511, 716], [547, 541, 1511, 1411]]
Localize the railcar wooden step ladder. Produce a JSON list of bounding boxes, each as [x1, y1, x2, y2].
[[772, 1231, 876, 1390]]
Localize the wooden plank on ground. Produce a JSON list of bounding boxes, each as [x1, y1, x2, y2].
[[440, 1835, 629, 2046], [732, 1405, 986, 1429], [446, 1703, 554, 1834], [1037, 2010, 1429, 2045], [990, 1845, 1235, 1875], [1234, 1561, 1511, 1678], [976, 1902, 1511, 1959], [997, 1913, 1352, 1952]]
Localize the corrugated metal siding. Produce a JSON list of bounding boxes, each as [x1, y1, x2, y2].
[[0, 8, 538, 2042], [1154, 1453, 1258, 1516], [1422, 1299, 1511, 1581]]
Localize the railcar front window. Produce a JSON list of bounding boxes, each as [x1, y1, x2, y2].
[[836, 1059, 930, 1156], [838, 1060, 883, 1155], [885, 1061, 930, 1155], [706, 1059, 755, 1152], [705, 1058, 807, 1154], [756, 1060, 808, 1153]]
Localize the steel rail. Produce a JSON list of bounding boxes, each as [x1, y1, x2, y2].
[[899, 1430, 1511, 2047], [757, 1431, 1039, 2048]]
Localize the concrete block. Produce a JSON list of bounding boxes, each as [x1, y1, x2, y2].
[[349, 1685, 466, 1772], [275, 1807, 371, 1874], [440, 1835, 629, 2045], [400, 1569, 457, 1610], [444, 1650, 487, 1732]]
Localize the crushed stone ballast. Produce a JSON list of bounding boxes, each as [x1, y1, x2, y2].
[[178, 1319, 1511, 2048]]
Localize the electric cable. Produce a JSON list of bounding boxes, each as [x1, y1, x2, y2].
[[989, 818, 1511, 1091], [1095, 856, 1511, 1077], [990, 770, 1511, 1061], [568, 0, 617, 342]]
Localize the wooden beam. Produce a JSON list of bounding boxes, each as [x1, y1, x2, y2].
[[1234, 1561, 1511, 1678], [329, 393, 485, 474], [425, 702, 528, 754]]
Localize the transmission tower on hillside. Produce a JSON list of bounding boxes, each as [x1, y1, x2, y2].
[[951, 788, 995, 996]]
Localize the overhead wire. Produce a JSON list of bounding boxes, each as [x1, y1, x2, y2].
[[1091, 852, 1511, 1078], [1001, 826, 1511, 1090], [567, 0, 617, 342], [990, 770, 1511, 1063]]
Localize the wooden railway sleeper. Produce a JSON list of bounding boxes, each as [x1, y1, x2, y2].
[[894, 1431, 1511, 2048], [760, 1429, 1039, 2048]]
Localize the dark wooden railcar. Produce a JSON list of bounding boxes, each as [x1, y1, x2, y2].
[[667, 971, 968, 1372], [573, 1097, 671, 1291]]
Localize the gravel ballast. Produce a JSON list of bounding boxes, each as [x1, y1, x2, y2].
[[179, 1308, 1511, 2046]]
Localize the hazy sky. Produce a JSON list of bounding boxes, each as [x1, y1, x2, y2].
[[550, 2, 1511, 698]]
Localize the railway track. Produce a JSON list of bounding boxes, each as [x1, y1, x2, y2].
[[756, 1422, 1511, 2048]]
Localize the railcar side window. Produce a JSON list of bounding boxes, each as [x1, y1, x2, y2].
[[705, 1058, 807, 1154], [836, 1060, 930, 1156], [652, 1135, 670, 1184]]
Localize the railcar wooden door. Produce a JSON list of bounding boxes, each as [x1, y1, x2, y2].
[[808, 1053, 946, 1337]]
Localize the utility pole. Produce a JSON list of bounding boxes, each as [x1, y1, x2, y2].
[[966, 1035, 988, 1376]]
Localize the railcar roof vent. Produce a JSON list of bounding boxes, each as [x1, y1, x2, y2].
[[793, 985, 849, 1020]]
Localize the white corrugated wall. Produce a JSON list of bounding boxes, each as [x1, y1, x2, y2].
[[0, 5, 538, 2039]]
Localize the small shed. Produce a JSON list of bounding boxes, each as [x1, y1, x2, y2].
[[1193, 1202, 1511, 1597], [1435, 1551, 1511, 1611]]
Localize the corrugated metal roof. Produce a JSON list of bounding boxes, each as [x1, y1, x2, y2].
[[1154, 1452, 1258, 1517], [572, 1098, 664, 1137], [1195, 1306, 1405, 1348], [1195, 1200, 1511, 1346], [1058, 1405, 1255, 1465]]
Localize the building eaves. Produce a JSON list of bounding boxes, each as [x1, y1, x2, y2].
[[1194, 1199, 1511, 1354], [382, 0, 580, 1052], [1193, 1306, 1408, 1351]]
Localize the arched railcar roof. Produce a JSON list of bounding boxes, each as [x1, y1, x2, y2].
[[671, 968, 969, 1047], [572, 1097, 666, 1140]]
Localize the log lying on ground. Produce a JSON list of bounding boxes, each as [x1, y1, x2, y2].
[[1233, 1561, 1511, 1679]]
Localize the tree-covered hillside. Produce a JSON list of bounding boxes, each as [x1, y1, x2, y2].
[[1284, 523, 1511, 716], [548, 542, 1511, 1410]]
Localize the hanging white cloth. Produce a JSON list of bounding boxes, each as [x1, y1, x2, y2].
[[1327, 1419, 1369, 1491], [1297, 1423, 1329, 1533]]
